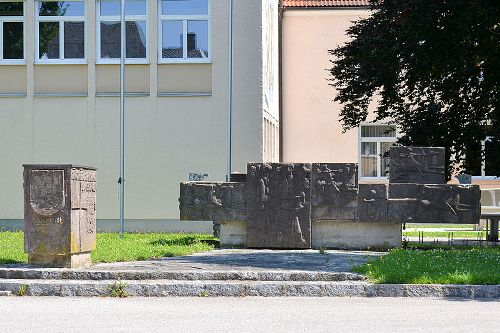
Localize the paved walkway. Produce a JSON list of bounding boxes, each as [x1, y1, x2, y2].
[[91, 249, 384, 273]]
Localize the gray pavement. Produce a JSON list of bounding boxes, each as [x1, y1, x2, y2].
[[0, 297, 498, 332], [92, 249, 384, 272]]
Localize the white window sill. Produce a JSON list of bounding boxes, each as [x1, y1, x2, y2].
[[97, 59, 150, 65], [472, 176, 499, 181], [35, 60, 87, 65], [158, 59, 212, 64], [0, 60, 26, 65]]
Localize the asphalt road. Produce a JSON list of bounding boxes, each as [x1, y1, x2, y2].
[[0, 297, 498, 332]]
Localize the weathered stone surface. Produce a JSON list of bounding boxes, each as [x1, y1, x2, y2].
[[389, 147, 445, 184], [311, 163, 358, 221], [179, 182, 246, 224], [23, 165, 96, 268], [246, 163, 311, 248], [415, 184, 481, 224], [358, 184, 388, 222]]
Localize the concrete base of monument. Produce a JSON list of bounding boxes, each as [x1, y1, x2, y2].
[[28, 252, 92, 269], [219, 220, 402, 250], [219, 221, 247, 248], [312, 221, 402, 250]]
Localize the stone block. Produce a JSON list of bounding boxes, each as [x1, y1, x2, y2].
[[179, 182, 246, 224], [415, 184, 481, 224], [219, 220, 246, 248], [246, 163, 311, 248], [311, 220, 401, 250], [311, 163, 358, 221], [389, 147, 445, 184], [358, 184, 388, 222], [387, 199, 418, 223], [23, 165, 96, 268]]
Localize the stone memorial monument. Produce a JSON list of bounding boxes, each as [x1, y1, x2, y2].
[[23, 164, 96, 268], [179, 147, 481, 250]]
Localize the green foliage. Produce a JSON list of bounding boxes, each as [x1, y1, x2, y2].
[[199, 290, 209, 297], [0, 232, 216, 264], [108, 281, 128, 298], [318, 246, 326, 254], [329, 0, 500, 178], [16, 284, 28, 297], [354, 248, 500, 284], [0, 231, 27, 264]]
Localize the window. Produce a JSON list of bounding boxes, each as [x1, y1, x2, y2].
[[97, 0, 147, 63], [473, 136, 498, 178], [36, 1, 85, 63], [359, 124, 397, 178], [159, 0, 210, 63], [0, 1, 24, 63]]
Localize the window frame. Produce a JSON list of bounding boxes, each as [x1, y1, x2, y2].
[[358, 123, 398, 180], [35, 0, 86, 64], [158, 0, 211, 64], [472, 136, 498, 180], [0, 0, 25, 64], [96, 0, 149, 64]]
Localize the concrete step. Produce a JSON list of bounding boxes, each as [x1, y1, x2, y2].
[[0, 290, 12, 296], [0, 279, 499, 298], [0, 268, 364, 282]]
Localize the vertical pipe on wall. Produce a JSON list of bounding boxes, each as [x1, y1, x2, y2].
[[226, 0, 233, 181], [119, 0, 126, 238]]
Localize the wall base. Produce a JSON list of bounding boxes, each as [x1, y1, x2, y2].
[[312, 220, 401, 250], [28, 252, 92, 268], [218, 220, 402, 250]]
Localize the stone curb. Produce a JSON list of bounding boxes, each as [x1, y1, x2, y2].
[[0, 290, 12, 296], [0, 269, 364, 282], [0, 279, 499, 298]]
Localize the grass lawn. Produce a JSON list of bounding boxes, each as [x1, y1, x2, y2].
[[0, 231, 217, 264], [354, 248, 500, 285], [405, 224, 474, 229], [403, 231, 486, 239]]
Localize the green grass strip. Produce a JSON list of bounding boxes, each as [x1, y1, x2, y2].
[[0, 231, 216, 264], [403, 231, 486, 239], [354, 248, 500, 285]]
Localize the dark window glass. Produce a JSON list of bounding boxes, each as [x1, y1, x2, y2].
[[39, 1, 84, 16], [100, 21, 147, 59], [0, 2, 23, 16], [3, 22, 23, 59], [126, 21, 146, 58], [100, 21, 120, 58], [162, 0, 208, 15], [162, 20, 183, 58], [64, 21, 84, 58], [39, 21, 59, 59], [187, 20, 208, 58]]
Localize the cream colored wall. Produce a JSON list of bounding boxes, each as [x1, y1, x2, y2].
[[0, 0, 269, 220], [96, 65, 150, 93], [282, 9, 370, 163], [0, 66, 27, 94], [35, 65, 88, 94], [157, 64, 211, 93]]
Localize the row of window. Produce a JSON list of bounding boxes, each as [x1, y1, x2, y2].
[[0, 0, 210, 64]]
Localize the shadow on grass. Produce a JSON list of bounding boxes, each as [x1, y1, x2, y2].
[[150, 236, 219, 248], [150, 236, 198, 247], [0, 258, 25, 265]]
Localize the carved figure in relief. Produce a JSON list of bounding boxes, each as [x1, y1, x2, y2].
[[277, 165, 306, 245]]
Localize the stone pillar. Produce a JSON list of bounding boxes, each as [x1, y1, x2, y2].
[[23, 165, 97, 268]]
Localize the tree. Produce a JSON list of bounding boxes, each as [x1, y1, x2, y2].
[[329, 0, 500, 179]]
